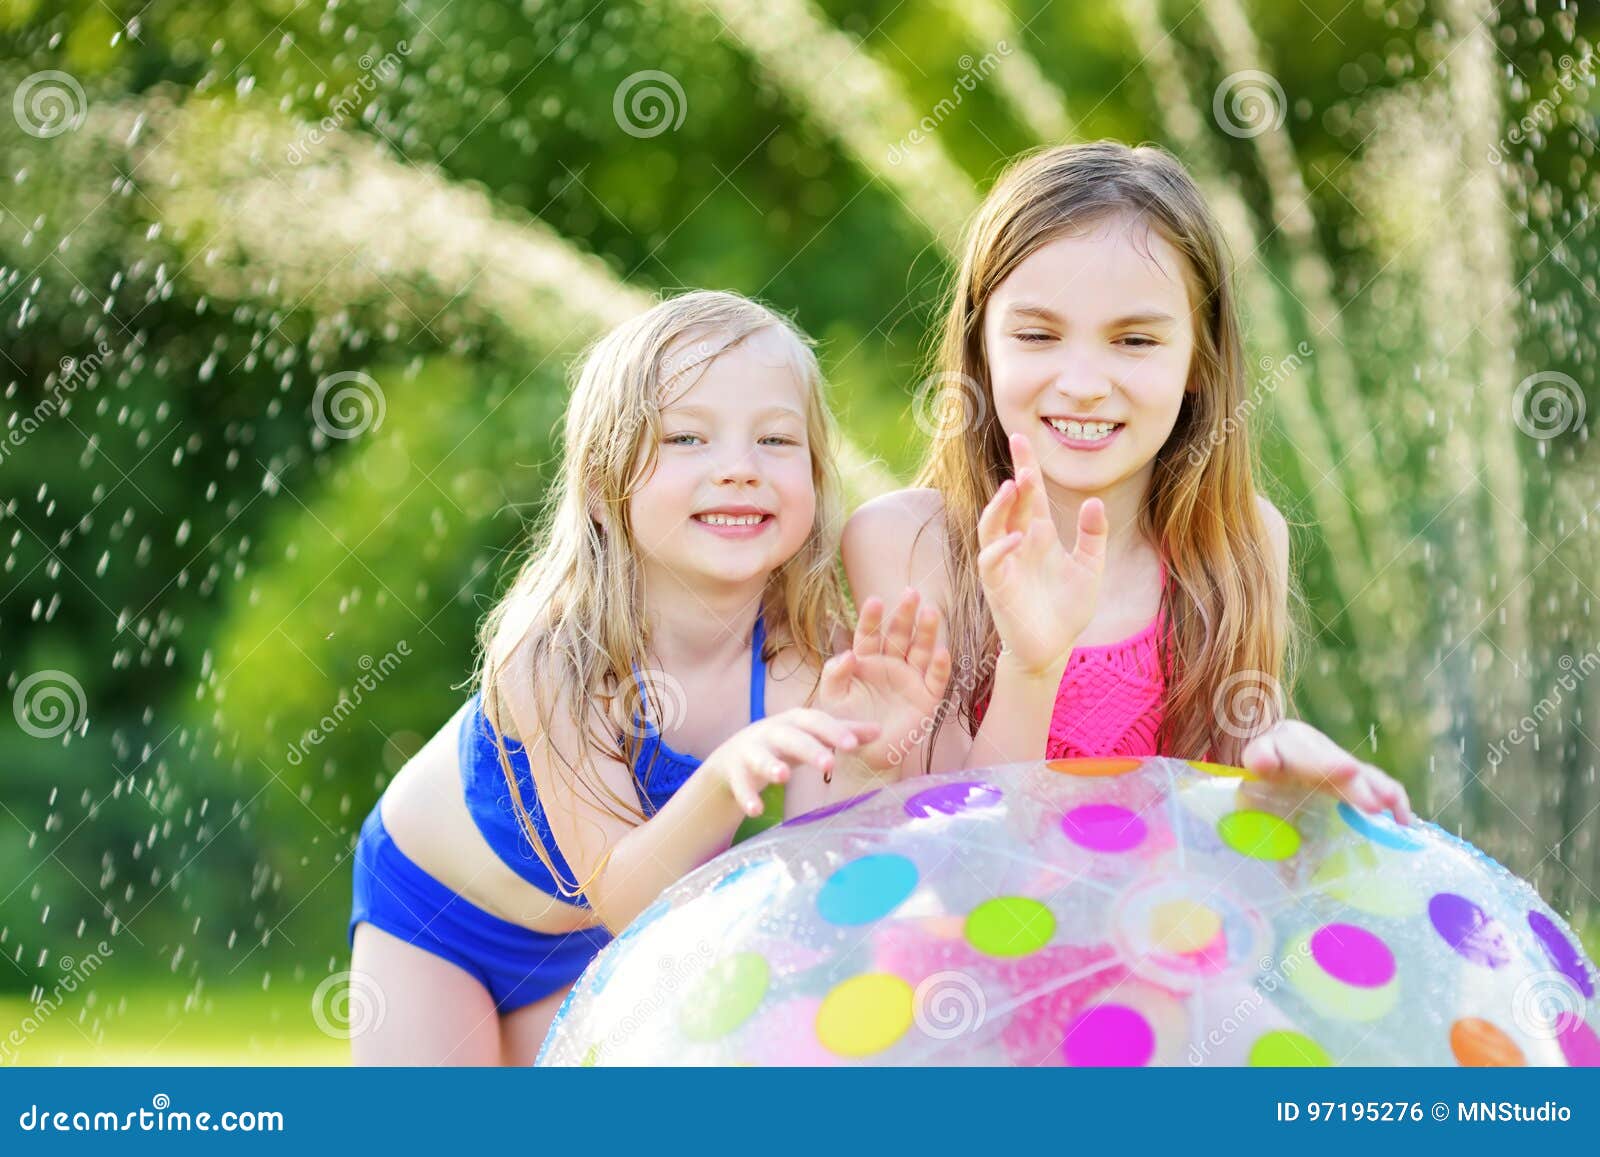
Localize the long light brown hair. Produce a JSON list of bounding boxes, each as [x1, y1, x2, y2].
[[471, 290, 849, 898], [915, 141, 1295, 765]]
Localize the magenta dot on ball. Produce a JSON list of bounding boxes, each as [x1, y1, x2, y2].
[[1060, 803, 1148, 852], [1309, 923, 1395, 988], [1527, 911, 1594, 998], [1062, 1003, 1155, 1067], [1429, 893, 1513, 969], [903, 781, 1002, 819], [1558, 1014, 1600, 1067]]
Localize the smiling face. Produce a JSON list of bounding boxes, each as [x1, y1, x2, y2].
[[982, 213, 1198, 500], [628, 325, 818, 592]]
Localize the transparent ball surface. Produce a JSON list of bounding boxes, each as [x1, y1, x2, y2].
[[538, 758, 1600, 1066]]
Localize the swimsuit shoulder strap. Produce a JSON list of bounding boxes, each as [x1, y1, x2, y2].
[[749, 615, 767, 722]]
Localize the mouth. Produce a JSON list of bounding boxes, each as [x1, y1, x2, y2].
[[1043, 416, 1124, 448], [691, 508, 775, 537]]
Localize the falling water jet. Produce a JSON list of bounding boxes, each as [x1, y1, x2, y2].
[[684, 0, 980, 250], [1119, 0, 1403, 745], [935, 0, 1075, 143]]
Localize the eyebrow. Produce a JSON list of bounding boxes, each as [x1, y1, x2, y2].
[[1006, 303, 1179, 327], [662, 403, 805, 421]]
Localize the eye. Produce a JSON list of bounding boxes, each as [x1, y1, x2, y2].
[[759, 434, 800, 447], [1118, 335, 1160, 349], [1013, 331, 1054, 344], [664, 432, 702, 446]]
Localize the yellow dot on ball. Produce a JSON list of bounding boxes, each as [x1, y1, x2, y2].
[[1149, 899, 1222, 954], [816, 973, 914, 1057]]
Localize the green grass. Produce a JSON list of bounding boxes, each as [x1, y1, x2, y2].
[[1, 983, 348, 1066]]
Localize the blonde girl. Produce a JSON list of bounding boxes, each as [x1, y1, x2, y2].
[[350, 290, 949, 1065]]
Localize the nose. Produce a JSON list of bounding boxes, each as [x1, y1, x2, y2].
[[1051, 354, 1113, 410], [712, 446, 761, 486]]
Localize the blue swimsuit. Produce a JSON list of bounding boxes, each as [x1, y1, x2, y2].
[[349, 619, 769, 1012]]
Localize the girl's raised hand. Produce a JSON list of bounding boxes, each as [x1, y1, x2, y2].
[[1240, 719, 1415, 825], [815, 589, 953, 775], [708, 709, 882, 818], [978, 432, 1108, 676]]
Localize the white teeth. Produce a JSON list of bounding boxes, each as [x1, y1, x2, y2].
[[696, 513, 765, 526], [1047, 418, 1119, 441]]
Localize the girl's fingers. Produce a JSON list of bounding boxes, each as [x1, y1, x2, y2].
[[818, 650, 856, 704], [1073, 497, 1110, 572], [785, 709, 879, 751], [764, 726, 835, 773], [906, 605, 939, 673], [727, 765, 765, 816], [854, 597, 885, 657], [883, 589, 920, 658], [977, 481, 1017, 548], [977, 531, 1023, 583], [925, 646, 953, 698], [1239, 731, 1283, 777], [1366, 768, 1415, 826]]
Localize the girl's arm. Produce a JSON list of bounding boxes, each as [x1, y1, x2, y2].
[[842, 489, 984, 776], [842, 445, 1106, 773], [506, 655, 880, 931], [784, 588, 953, 816]]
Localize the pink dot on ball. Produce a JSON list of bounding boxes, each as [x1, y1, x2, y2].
[[1557, 1014, 1600, 1067], [1310, 923, 1396, 988], [1061, 803, 1148, 853], [1061, 1003, 1155, 1067]]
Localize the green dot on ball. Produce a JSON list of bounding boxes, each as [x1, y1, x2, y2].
[[679, 952, 769, 1041], [1218, 809, 1301, 860], [965, 896, 1056, 957], [1249, 1030, 1331, 1066]]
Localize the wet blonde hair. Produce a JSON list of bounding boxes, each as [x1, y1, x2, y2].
[[471, 290, 849, 897], [916, 141, 1293, 765]]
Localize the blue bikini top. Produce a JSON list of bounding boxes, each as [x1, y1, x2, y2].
[[458, 618, 769, 906]]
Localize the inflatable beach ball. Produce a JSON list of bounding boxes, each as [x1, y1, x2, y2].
[[538, 758, 1600, 1066]]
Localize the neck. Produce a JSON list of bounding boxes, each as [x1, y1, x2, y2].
[[1041, 462, 1154, 573], [639, 566, 765, 670]]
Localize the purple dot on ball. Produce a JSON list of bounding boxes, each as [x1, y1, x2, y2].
[[1429, 893, 1514, 969], [782, 789, 880, 827], [903, 781, 1002, 819], [1310, 923, 1396, 988], [1528, 910, 1595, 998]]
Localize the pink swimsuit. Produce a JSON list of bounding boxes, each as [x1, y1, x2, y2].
[[974, 573, 1169, 760]]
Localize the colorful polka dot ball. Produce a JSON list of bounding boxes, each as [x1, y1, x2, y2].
[[536, 758, 1599, 1066]]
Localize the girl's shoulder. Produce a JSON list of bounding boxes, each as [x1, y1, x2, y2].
[[843, 486, 949, 554], [842, 487, 952, 607]]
